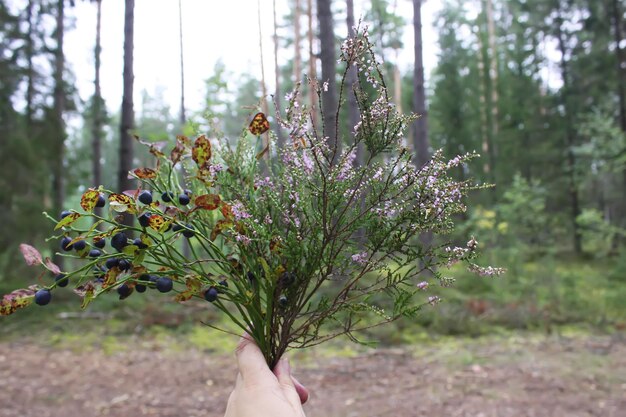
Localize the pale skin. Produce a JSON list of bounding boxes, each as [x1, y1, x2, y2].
[[224, 335, 309, 417]]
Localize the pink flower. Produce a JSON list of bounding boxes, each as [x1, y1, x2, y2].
[[417, 281, 429, 291], [351, 252, 368, 265]]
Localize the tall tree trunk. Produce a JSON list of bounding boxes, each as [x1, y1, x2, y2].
[[93, 0, 103, 218], [52, 0, 66, 268], [475, 25, 491, 179], [119, 0, 135, 228], [257, 0, 270, 164], [307, 0, 318, 128], [178, 0, 186, 126], [273, 0, 285, 149], [555, 11, 582, 254], [26, 0, 35, 126], [294, 0, 302, 84], [346, 0, 361, 166], [484, 0, 498, 184], [317, 0, 340, 162], [412, 0, 429, 168]]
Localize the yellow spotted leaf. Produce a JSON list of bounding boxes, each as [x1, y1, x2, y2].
[[210, 219, 232, 241], [54, 212, 81, 230], [102, 267, 121, 289], [80, 188, 100, 212], [122, 245, 140, 256], [248, 112, 270, 136], [0, 286, 36, 316], [148, 214, 166, 231], [195, 194, 221, 210], [192, 135, 212, 167], [174, 277, 202, 302], [133, 167, 157, 179], [108, 193, 137, 214]]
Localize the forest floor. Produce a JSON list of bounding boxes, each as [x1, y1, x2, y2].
[[1, 330, 625, 417]]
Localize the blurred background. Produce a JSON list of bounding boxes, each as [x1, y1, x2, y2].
[[0, 0, 625, 416]]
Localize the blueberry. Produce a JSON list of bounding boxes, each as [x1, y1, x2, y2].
[[138, 274, 151, 282], [60, 210, 72, 219], [34, 289, 51, 306], [111, 232, 128, 251], [60, 236, 73, 251], [94, 238, 106, 249], [138, 213, 152, 228], [278, 295, 288, 308], [279, 271, 296, 286], [178, 193, 190, 205], [95, 194, 106, 208], [218, 279, 228, 293], [172, 223, 183, 232], [73, 240, 86, 251], [105, 257, 119, 269], [135, 284, 147, 293], [204, 287, 218, 302], [118, 259, 132, 271], [161, 191, 174, 202], [182, 224, 195, 238], [138, 190, 153, 205], [117, 283, 132, 299], [156, 277, 173, 293], [88, 249, 102, 258], [133, 237, 148, 249], [55, 273, 69, 288]]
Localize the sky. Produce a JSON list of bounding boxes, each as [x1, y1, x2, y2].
[[64, 0, 442, 117]]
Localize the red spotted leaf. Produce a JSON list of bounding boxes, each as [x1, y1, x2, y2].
[[102, 268, 120, 289], [192, 135, 212, 167], [248, 112, 270, 136], [44, 258, 61, 275], [19, 244, 42, 266], [80, 188, 100, 212], [148, 214, 168, 232], [0, 286, 37, 316], [108, 193, 137, 214], [171, 135, 189, 165], [174, 277, 202, 302], [210, 219, 232, 241], [220, 202, 234, 219], [54, 212, 81, 230], [195, 194, 221, 210], [132, 167, 157, 179]]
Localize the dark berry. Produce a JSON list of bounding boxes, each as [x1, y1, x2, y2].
[[182, 224, 195, 238], [218, 279, 228, 293], [138, 274, 151, 282], [161, 191, 174, 202], [118, 259, 132, 271], [148, 275, 159, 283], [172, 223, 183, 232], [34, 289, 51, 306], [178, 193, 190, 205], [279, 271, 296, 286], [88, 249, 102, 258], [156, 277, 173, 293], [138, 213, 152, 228], [117, 283, 132, 299], [138, 190, 153, 205], [204, 287, 218, 302], [111, 232, 128, 251], [184, 189, 192, 196], [95, 194, 106, 208], [60, 236, 73, 251], [60, 210, 72, 219], [278, 295, 288, 308], [55, 273, 69, 288], [105, 257, 119, 269], [73, 240, 86, 251], [133, 237, 148, 249], [135, 284, 147, 293], [94, 238, 106, 249]]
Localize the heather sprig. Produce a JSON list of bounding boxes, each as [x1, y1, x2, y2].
[[2, 26, 502, 368]]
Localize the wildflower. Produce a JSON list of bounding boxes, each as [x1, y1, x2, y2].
[[417, 281, 429, 291], [351, 252, 368, 265]]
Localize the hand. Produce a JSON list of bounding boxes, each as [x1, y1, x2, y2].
[[224, 334, 309, 417]]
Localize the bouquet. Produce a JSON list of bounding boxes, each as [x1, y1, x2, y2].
[[1, 27, 503, 368]]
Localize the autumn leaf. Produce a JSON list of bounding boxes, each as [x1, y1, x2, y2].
[[210, 219, 232, 241], [0, 286, 37, 316], [248, 112, 270, 136], [80, 188, 100, 212], [174, 277, 202, 302], [109, 193, 137, 214], [133, 135, 166, 158], [220, 202, 234, 219], [132, 167, 157, 179], [74, 282, 96, 309], [195, 194, 221, 210], [148, 214, 167, 232], [170, 135, 188, 165], [192, 135, 212, 167], [54, 212, 81, 230], [44, 258, 61, 275], [19, 244, 42, 266], [102, 267, 121, 289]]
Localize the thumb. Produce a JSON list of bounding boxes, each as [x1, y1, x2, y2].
[[273, 358, 302, 409], [235, 333, 274, 385]]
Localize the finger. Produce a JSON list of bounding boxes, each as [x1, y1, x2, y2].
[[235, 333, 275, 385], [273, 358, 302, 409], [292, 375, 310, 404]]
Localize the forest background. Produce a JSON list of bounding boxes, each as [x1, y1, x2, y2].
[[1, 0, 625, 342]]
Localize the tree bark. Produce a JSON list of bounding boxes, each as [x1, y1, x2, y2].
[[52, 0, 66, 268], [92, 0, 103, 219], [484, 0, 498, 185], [273, 0, 285, 149], [346, 0, 361, 167], [317, 0, 340, 162], [178, 0, 186, 126], [119, 0, 135, 226], [26, 0, 35, 126], [307, 0, 318, 128], [294, 0, 302, 84], [412, 0, 429, 168]]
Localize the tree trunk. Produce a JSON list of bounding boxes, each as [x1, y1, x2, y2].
[[294, 0, 302, 84], [555, 11, 582, 254], [273, 0, 285, 149], [178, 0, 186, 126], [119, 0, 135, 228], [26, 0, 35, 126], [475, 24, 491, 180], [412, 0, 429, 168], [52, 0, 66, 268], [317, 0, 340, 162], [484, 0, 498, 186], [346, 0, 361, 166], [93, 0, 103, 219], [307, 0, 318, 128]]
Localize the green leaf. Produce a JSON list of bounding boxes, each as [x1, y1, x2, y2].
[[54, 212, 81, 230]]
